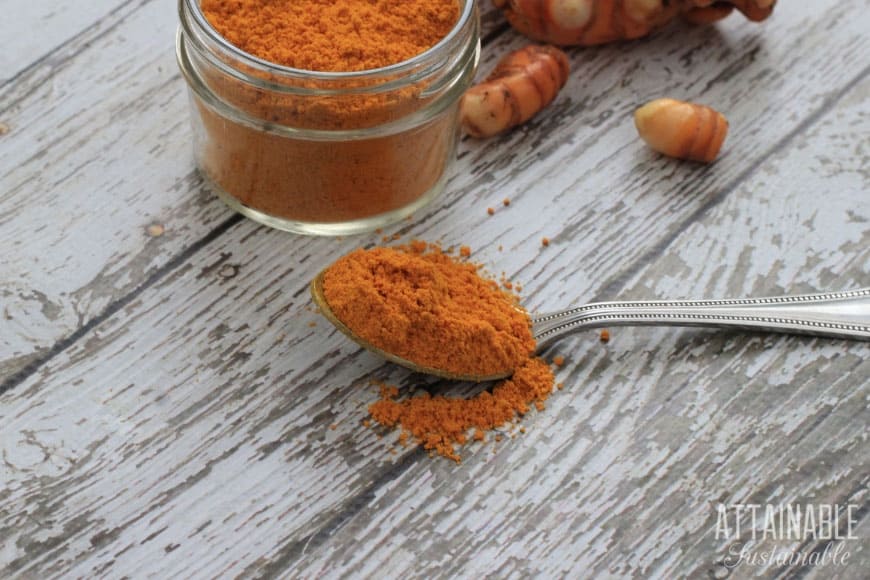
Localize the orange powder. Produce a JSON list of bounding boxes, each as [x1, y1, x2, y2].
[[201, 0, 459, 72], [370, 358, 554, 462], [320, 242, 556, 461], [321, 242, 535, 378], [182, 0, 470, 228]]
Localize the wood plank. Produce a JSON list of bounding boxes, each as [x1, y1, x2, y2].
[[0, 0, 236, 382], [1, 3, 868, 577], [0, 0, 129, 85]]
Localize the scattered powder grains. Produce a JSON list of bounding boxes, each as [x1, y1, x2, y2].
[[320, 242, 557, 461], [503, 198, 511, 206], [369, 358, 555, 462], [552, 355, 565, 367], [600, 329, 611, 343], [487, 207, 495, 216], [541, 237, 550, 247], [459, 245, 472, 258]]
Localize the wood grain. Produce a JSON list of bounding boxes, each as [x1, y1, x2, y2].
[[1, 0, 868, 578], [0, 0, 129, 85], [2, 0, 868, 386], [287, 73, 870, 580]]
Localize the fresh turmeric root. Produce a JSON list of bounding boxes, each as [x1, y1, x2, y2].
[[493, 0, 776, 46], [461, 44, 570, 138], [634, 98, 729, 163], [682, 3, 734, 25]]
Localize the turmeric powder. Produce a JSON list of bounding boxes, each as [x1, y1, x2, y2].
[[178, 0, 477, 232], [201, 0, 459, 72], [318, 242, 557, 462], [321, 242, 536, 378]]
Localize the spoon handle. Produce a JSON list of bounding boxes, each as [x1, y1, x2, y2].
[[532, 288, 870, 346]]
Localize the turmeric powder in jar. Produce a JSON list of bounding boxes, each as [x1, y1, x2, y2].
[[177, 0, 479, 235]]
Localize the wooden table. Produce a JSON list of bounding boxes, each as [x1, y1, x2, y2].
[[2, 1, 868, 578]]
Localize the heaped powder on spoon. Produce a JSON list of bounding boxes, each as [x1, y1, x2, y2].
[[320, 241, 556, 461]]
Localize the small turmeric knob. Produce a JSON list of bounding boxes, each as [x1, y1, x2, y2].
[[634, 98, 729, 163], [461, 44, 570, 138]]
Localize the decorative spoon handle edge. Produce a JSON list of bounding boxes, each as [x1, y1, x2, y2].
[[532, 288, 870, 345]]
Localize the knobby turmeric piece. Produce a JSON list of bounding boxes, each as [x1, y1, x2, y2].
[[634, 98, 729, 163], [461, 44, 570, 138], [682, 3, 734, 25], [493, 0, 777, 46]]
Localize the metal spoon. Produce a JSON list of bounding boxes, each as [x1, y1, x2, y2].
[[311, 274, 870, 382]]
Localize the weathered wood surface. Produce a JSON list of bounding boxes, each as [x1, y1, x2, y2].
[[0, 0, 127, 84], [1, 0, 868, 578]]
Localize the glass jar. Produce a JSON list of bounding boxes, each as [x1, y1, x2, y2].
[[176, 0, 479, 235]]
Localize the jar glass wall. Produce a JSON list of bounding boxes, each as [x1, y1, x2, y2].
[[176, 0, 480, 235]]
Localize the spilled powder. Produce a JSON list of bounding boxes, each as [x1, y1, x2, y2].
[[369, 358, 554, 462]]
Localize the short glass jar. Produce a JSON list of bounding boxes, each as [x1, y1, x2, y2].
[[176, 0, 479, 235]]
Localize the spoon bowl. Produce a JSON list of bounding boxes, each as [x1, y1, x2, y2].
[[310, 271, 513, 382]]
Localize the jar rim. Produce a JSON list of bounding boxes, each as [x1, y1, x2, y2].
[[180, 0, 475, 80]]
